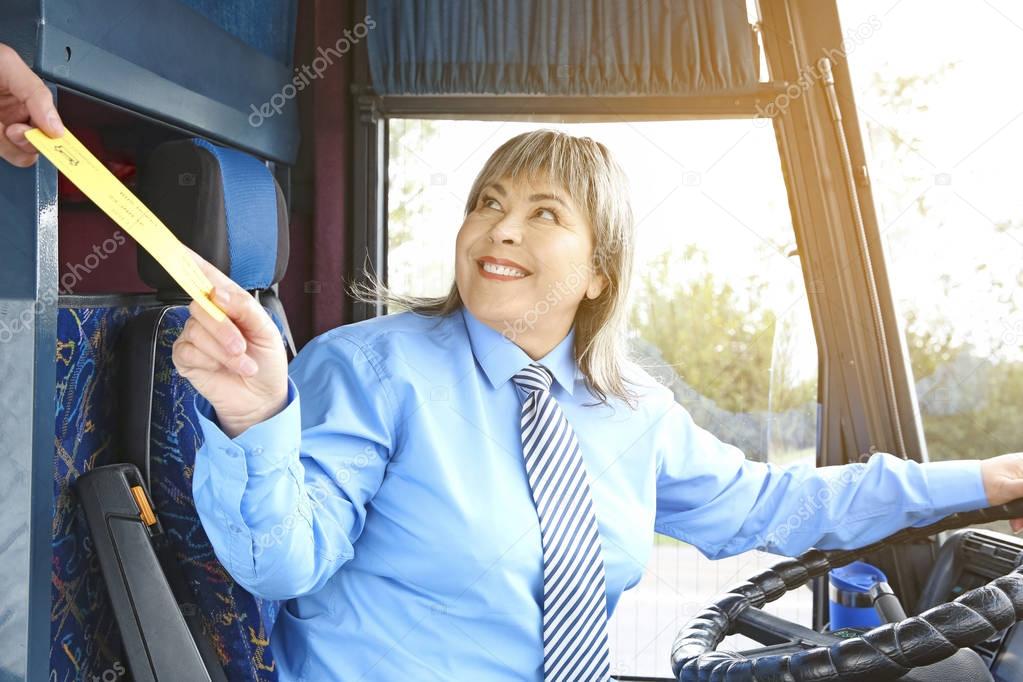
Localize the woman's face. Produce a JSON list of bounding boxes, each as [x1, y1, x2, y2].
[[455, 175, 606, 355]]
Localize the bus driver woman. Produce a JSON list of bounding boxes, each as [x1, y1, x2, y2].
[[2, 45, 1022, 682]]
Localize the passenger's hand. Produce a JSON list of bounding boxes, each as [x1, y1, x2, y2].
[[0, 43, 65, 167], [172, 248, 289, 438], [979, 453, 1023, 532]]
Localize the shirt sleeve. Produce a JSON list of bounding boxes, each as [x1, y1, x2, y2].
[[192, 331, 396, 600], [652, 401, 991, 559]]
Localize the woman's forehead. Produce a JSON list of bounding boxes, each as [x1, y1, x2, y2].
[[484, 174, 581, 210]]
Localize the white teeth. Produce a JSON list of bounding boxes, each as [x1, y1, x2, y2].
[[481, 261, 527, 278]]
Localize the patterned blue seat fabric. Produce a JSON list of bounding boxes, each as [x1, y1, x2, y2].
[[139, 304, 279, 681], [53, 305, 142, 681], [52, 137, 290, 681]]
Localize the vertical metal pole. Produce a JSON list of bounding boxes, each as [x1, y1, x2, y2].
[[351, 94, 386, 322], [0, 86, 59, 681]]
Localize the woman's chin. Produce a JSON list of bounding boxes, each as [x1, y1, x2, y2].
[[464, 300, 530, 331]]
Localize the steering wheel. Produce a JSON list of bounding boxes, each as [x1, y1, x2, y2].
[[671, 500, 1023, 681]]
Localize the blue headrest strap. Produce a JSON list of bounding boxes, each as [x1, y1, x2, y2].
[[191, 139, 278, 290]]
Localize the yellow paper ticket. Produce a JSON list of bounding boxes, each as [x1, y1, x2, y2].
[[25, 127, 226, 322]]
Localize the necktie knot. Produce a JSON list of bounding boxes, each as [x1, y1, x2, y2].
[[512, 363, 554, 394]]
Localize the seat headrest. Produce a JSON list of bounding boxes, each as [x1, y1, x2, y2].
[[136, 138, 289, 296]]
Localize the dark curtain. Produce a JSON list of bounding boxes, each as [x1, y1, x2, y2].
[[281, 0, 353, 348], [366, 0, 758, 95]]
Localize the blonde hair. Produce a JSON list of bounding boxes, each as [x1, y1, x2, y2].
[[354, 129, 638, 406]]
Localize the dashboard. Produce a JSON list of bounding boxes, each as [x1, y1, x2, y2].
[[917, 528, 1023, 681]]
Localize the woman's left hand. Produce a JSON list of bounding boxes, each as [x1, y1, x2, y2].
[[980, 453, 1023, 532]]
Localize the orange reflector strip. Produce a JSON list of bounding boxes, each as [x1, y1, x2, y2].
[[130, 485, 157, 526]]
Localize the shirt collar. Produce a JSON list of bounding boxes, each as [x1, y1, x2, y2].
[[460, 306, 578, 396]]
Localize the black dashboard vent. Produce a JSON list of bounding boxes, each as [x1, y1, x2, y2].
[[962, 532, 1023, 578], [958, 531, 1023, 666]]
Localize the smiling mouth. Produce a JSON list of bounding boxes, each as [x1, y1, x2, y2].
[[477, 258, 530, 280]]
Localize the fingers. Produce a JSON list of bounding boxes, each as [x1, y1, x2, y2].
[[5, 122, 37, 154], [183, 247, 278, 350], [188, 297, 248, 358], [0, 99, 29, 127], [0, 41, 60, 167], [182, 248, 248, 347], [0, 44, 64, 137], [187, 250, 276, 341], [215, 283, 278, 341], [186, 245, 243, 295], [0, 121, 37, 167], [172, 338, 223, 375], [180, 318, 258, 376]]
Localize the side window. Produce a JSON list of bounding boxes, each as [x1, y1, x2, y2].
[[839, 1, 1022, 533], [387, 119, 819, 677]]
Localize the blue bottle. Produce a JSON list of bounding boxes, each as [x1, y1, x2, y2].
[[829, 561, 888, 630]]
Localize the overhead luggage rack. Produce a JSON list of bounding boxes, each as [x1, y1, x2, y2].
[[4, 0, 299, 164]]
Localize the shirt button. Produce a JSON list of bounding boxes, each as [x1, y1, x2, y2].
[[222, 446, 238, 458], [228, 523, 241, 534], [252, 446, 264, 456]]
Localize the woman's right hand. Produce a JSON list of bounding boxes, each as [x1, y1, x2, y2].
[[172, 249, 289, 438]]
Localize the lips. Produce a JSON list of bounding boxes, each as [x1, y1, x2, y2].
[[477, 256, 531, 280]]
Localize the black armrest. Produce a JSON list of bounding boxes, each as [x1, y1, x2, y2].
[[74, 464, 212, 682]]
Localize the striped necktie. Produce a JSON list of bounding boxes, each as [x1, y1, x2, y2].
[[512, 363, 611, 682]]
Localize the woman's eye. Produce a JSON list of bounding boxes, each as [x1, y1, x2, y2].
[[481, 196, 501, 211], [535, 208, 558, 222]]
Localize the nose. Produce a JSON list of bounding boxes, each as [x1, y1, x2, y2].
[[488, 214, 522, 245]]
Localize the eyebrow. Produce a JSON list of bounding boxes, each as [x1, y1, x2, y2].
[[488, 182, 570, 209], [528, 192, 569, 209]]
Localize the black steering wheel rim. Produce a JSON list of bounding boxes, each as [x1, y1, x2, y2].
[[671, 500, 1023, 682]]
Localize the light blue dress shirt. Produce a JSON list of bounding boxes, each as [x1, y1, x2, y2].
[[192, 306, 990, 681]]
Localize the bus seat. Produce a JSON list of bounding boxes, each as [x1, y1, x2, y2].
[[114, 305, 283, 682], [66, 138, 291, 681], [53, 304, 146, 681], [120, 138, 291, 680]]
